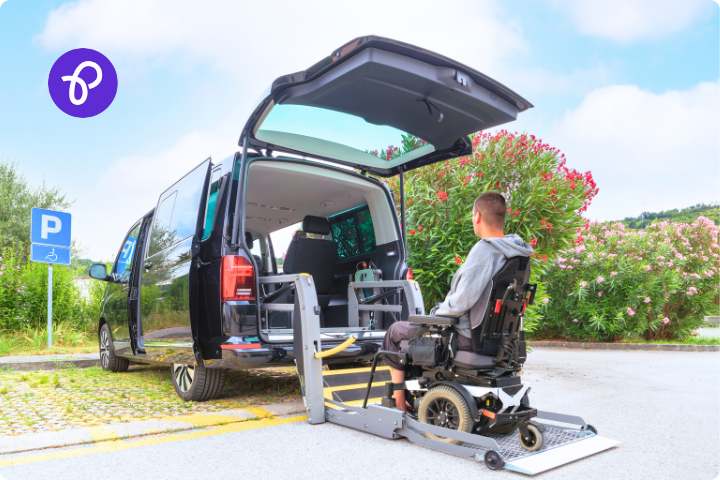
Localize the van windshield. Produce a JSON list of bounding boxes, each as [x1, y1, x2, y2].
[[255, 104, 435, 167]]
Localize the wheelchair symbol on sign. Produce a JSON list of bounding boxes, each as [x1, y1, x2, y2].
[[45, 249, 58, 262]]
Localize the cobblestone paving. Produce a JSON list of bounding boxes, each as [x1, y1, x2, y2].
[[0, 364, 301, 436]]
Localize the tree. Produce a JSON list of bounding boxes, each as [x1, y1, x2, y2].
[[0, 161, 72, 261]]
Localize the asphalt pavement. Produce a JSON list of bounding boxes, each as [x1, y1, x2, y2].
[[1, 348, 718, 480]]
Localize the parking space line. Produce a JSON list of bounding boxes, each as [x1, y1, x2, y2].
[[84, 425, 118, 443], [0, 415, 306, 468]]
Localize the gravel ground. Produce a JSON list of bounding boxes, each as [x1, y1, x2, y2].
[[0, 364, 300, 436], [1, 348, 718, 480]]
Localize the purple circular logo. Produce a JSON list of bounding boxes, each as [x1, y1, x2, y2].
[[48, 48, 118, 118]]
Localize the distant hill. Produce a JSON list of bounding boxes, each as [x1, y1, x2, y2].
[[618, 203, 719, 229]]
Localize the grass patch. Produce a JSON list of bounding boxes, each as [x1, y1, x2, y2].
[[0, 326, 96, 357]]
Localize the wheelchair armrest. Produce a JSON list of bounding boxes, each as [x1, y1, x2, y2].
[[408, 315, 459, 327]]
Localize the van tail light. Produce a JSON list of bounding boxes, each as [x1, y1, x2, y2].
[[406, 268, 413, 281], [221, 256, 256, 301]]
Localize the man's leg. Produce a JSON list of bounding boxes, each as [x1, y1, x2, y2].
[[381, 321, 419, 412]]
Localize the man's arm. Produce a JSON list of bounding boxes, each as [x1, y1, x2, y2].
[[433, 264, 492, 317]]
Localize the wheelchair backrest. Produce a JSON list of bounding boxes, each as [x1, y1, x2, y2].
[[469, 256, 532, 354]]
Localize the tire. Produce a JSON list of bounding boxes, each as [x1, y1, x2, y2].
[[484, 450, 505, 470], [99, 324, 129, 373], [519, 422, 545, 452], [418, 386, 474, 445], [171, 363, 227, 402]]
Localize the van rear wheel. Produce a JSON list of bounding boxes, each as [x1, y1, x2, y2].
[[171, 363, 226, 402]]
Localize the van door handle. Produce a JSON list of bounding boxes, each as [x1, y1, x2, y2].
[[144, 262, 154, 270]]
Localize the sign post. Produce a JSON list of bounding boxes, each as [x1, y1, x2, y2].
[[30, 208, 72, 348]]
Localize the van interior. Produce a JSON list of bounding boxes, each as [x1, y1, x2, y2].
[[244, 160, 404, 339]]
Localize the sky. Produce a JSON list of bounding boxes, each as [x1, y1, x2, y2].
[[0, 0, 718, 261]]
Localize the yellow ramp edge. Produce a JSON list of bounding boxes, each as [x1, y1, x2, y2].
[[242, 407, 274, 418]]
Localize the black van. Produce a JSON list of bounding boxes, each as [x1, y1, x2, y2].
[[89, 36, 531, 401]]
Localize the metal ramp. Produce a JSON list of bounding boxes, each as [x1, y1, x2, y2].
[[268, 273, 620, 475]]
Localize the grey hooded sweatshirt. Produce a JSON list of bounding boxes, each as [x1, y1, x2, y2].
[[433, 234, 533, 338]]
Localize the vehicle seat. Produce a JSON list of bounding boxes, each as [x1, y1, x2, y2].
[[283, 215, 337, 308], [406, 256, 534, 371]]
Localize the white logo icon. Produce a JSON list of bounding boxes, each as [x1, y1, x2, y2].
[[41, 214, 62, 239], [61, 61, 103, 106], [45, 248, 57, 262]]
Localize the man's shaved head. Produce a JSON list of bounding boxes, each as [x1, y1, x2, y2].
[[473, 191, 506, 231]]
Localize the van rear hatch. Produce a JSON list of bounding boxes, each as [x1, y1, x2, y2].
[[240, 36, 532, 177]]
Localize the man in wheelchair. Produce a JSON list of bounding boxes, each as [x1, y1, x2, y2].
[[380, 191, 543, 447]]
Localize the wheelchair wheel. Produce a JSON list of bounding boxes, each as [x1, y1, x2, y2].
[[518, 422, 545, 452], [418, 386, 473, 445]]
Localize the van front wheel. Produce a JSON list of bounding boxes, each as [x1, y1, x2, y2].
[[171, 363, 226, 402], [99, 324, 129, 373]]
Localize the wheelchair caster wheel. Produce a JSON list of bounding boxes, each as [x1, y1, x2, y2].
[[518, 423, 545, 452], [484, 450, 504, 470], [585, 424, 597, 434]]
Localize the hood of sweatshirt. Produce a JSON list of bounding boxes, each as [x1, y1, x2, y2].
[[484, 233, 534, 259]]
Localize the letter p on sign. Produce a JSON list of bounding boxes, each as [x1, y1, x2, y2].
[[41, 215, 62, 239], [31, 208, 72, 248]]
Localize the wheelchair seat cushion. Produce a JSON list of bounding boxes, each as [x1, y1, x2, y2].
[[408, 315, 459, 326], [452, 350, 497, 369]]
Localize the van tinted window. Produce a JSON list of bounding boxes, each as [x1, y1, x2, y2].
[[147, 163, 208, 258], [202, 168, 223, 240], [329, 205, 377, 259]]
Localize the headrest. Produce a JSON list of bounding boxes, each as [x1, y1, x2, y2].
[[302, 215, 330, 235], [245, 231, 254, 249]]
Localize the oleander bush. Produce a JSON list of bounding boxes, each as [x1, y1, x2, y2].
[[537, 218, 720, 341], [378, 131, 598, 329]]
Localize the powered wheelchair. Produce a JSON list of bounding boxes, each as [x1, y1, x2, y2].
[[380, 256, 547, 451]]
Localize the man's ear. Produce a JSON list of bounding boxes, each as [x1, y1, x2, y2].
[[474, 210, 481, 225]]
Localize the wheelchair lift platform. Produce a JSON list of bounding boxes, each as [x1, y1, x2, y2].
[[279, 273, 620, 475]]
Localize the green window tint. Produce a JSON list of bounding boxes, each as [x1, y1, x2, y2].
[[202, 168, 223, 240], [329, 205, 377, 259], [357, 209, 376, 254]]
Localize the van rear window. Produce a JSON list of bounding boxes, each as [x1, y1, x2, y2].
[[329, 206, 376, 258]]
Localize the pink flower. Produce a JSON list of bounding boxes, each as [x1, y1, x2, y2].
[[579, 281, 587, 288], [663, 317, 670, 325], [573, 319, 578, 323], [644, 297, 650, 303], [598, 291, 603, 297], [627, 307, 635, 316], [691, 329, 698, 336], [645, 265, 651, 271], [542, 298, 549, 303], [596, 276, 604, 283], [610, 271, 618, 277]]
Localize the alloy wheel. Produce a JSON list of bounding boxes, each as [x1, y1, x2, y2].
[[425, 397, 460, 429], [173, 364, 195, 393], [100, 329, 110, 369]]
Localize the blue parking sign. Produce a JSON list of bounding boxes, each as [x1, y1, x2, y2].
[[31, 208, 72, 247], [31, 244, 71, 265]]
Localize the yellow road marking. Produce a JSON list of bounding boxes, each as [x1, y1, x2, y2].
[[159, 414, 245, 427], [242, 407, 273, 418], [84, 425, 118, 443], [326, 398, 381, 408], [321, 366, 390, 376], [0, 415, 306, 468]]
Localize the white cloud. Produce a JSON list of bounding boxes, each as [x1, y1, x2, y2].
[[545, 81, 720, 221], [70, 130, 237, 260], [36, 0, 526, 80], [553, 0, 716, 43]]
